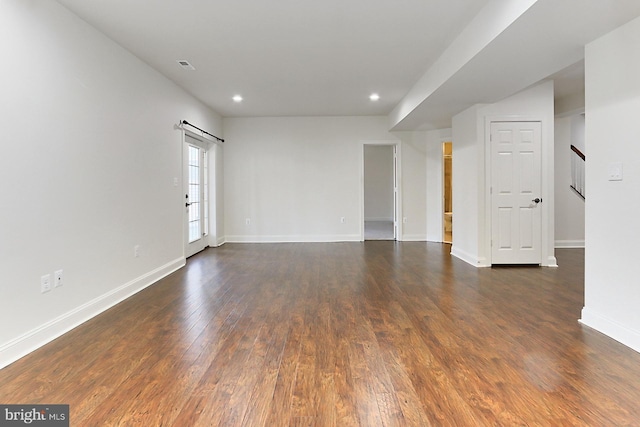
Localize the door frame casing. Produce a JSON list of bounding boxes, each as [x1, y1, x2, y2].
[[483, 115, 557, 267], [442, 141, 453, 244], [183, 129, 218, 257], [360, 140, 402, 241], [489, 121, 542, 264]]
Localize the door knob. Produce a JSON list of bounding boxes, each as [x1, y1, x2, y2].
[[532, 198, 542, 204]]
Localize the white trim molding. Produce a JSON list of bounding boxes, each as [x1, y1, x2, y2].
[[483, 113, 555, 267], [364, 217, 395, 222], [225, 234, 362, 243], [451, 245, 490, 267], [359, 139, 402, 242], [580, 307, 640, 355], [402, 234, 428, 242], [555, 240, 585, 248]]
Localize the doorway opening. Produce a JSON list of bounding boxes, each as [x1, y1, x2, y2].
[[443, 142, 452, 244], [363, 144, 397, 240]]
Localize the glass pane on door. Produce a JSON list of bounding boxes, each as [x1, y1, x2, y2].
[[188, 145, 201, 243]]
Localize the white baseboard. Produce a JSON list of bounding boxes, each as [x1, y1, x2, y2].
[[450, 246, 490, 267], [225, 234, 362, 243], [0, 257, 185, 370], [401, 234, 427, 242], [451, 247, 557, 268], [580, 307, 640, 355], [555, 240, 585, 248]]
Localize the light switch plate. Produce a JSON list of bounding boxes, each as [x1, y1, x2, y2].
[[608, 162, 623, 181], [41, 274, 51, 293]]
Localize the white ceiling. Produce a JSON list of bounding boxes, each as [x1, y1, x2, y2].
[[55, 0, 640, 128], [55, 0, 491, 118]]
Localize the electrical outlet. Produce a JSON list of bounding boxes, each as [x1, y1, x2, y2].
[[41, 274, 51, 293], [134, 245, 141, 258], [340, 217, 346, 223], [54, 270, 63, 288], [245, 218, 251, 225], [403, 217, 407, 224]]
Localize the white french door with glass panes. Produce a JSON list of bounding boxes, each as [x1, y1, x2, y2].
[[184, 134, 209, 257]]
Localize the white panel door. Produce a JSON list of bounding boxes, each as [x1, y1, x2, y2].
[[491, 122, 542, 264], [184, 134, 209, 258]]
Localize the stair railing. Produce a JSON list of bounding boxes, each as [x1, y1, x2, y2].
[[570, 145, 585, 199]]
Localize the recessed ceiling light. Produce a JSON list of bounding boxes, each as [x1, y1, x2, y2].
[[176, 60, 195, 71], [232, 95, 243, 102], [369, 93, 380, 101]]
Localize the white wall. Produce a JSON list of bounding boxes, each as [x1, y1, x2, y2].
[[213, 143, 226, 247], [222, 116, 427, 242], [451, 81, 556, 266], [555, 90, 585, 117], [364, 145, 394, 221], [451, 105, 484, 264], [395, 132, 428, 241], [581, 15, 640, 353], [554, 115, 585, 247], [0, 1, 222, 368]]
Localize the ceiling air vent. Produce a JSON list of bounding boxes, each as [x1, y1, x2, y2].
[[176, 60, 195, 71]]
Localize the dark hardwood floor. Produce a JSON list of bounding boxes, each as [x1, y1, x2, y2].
[[1, 243, 640, 426]]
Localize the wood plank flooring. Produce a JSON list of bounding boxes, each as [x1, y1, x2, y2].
[[1, 243, 640, 426]]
